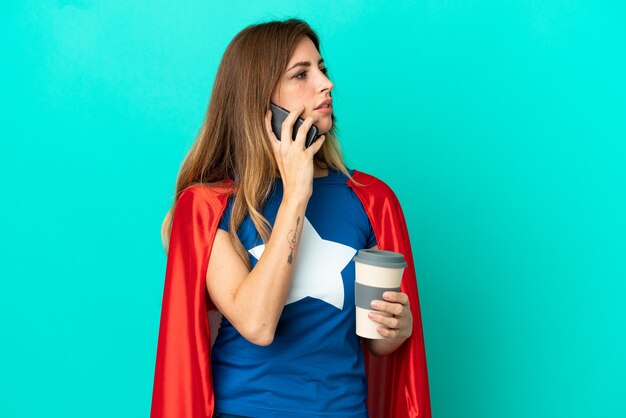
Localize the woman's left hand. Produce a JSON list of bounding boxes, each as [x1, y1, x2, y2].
[[368, 291, 413, 339]]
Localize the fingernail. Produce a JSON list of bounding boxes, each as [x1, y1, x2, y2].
[[383, 292, 391, 299], [368, 312, 376, 319], [371, 300, 380, 308]]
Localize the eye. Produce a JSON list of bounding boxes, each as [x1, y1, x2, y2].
[[294, 67, 329, 80]]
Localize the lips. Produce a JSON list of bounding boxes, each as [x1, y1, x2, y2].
[[315, 98, 333, 109]]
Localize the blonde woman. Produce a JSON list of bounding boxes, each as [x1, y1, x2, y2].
[[151, 18, 431, 418]]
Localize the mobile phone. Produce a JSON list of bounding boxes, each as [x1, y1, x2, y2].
[[270, 102, 320, 148]]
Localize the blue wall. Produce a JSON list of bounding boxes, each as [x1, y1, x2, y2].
[[2, 1, 625, 417]]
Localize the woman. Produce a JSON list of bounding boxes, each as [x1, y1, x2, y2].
[[151, 18, 431, 418]]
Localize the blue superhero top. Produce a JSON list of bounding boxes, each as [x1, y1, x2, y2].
[[211, 168, 377, 418]]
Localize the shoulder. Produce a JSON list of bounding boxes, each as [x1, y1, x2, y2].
[[176, 183, 234, 216], [350, 169, 399, 201]]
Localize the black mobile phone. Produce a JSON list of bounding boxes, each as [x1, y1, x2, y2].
[[270, 102, 320, 148]]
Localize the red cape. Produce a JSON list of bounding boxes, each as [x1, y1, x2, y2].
[[151, 170, 431, 418]]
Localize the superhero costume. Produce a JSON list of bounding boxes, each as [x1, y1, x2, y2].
[[150, 169, 432, 418], [212, 169, 373, 417]]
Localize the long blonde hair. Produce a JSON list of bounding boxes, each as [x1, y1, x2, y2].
[[161, 18, 363, 269]]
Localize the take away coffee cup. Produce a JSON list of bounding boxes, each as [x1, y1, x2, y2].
[[353, 249, 408, 339]]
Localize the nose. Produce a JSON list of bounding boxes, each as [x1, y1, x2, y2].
[[319, 71, 334, 94]]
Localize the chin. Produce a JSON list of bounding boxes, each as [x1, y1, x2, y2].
[[316, 121, 333, 136]]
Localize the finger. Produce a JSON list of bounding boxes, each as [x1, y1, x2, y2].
[[370, 299, 404, 317], [281, 104, 304, 144], [382, 291, 410, 306], [294, 116, 318, 148], [307, 134, 326, 154], [368, 311, 400, 329], [377, 326, 399, 339]]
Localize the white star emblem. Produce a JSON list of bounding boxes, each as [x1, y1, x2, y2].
[[248, 216, 356, 310]]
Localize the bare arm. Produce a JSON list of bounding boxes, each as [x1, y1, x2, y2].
[[205, 105, 327, 346], [206, 197, 307, 346]]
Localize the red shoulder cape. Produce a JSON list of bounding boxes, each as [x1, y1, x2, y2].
[[150, 169, 431, 417]]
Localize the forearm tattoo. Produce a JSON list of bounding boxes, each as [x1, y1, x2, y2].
[[287, 216, 301, 264]]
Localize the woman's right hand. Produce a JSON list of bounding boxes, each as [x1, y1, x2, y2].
[[264, 104, 326, 202]]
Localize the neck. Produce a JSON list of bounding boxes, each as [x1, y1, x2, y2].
[[272, 165, 329, 180], [314, 166, 329, 178]]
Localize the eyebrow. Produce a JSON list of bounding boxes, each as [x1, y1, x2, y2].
[[286, 58, 325, 72]]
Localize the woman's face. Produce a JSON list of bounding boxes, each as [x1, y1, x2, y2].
[[271, 36, 334, 135]]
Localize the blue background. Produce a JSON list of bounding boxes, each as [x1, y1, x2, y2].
[[1, 1, 625, 417]]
